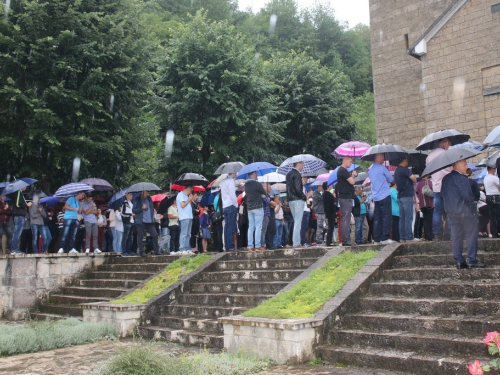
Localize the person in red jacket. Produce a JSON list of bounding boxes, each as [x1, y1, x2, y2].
[[0, 195, 13, 255]]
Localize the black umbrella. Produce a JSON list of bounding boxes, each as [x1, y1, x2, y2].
[[174, 173, 209, 186], [389, 149, 428, 169], [214, 162, 246, 175], [421, 147, 482, 177], [127, 182, 161, 193], [360, 143, 407, 162], [476, 150, 500, 168], [158, 193, 177, 215], [416, 129, 470, 151]]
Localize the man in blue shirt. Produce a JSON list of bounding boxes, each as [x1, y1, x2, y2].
[[133, 191, 158, 256], [59, 191, 84, 254], [82, 194, 101, 254], [176, 185, 197, 253], [368, 154, 394, 244], [394, 156, 418, 242]]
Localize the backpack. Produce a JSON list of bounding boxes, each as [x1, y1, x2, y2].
[[422, 181, 434, 198]]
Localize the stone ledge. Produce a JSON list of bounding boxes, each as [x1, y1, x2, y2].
[[81, 302, 147, 311], [219, 316, 323, 331], [0, 253, 119, 259]]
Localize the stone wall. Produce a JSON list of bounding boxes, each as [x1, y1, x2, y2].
[[370, 0, 500, 149], [0, 254, 108, 319]]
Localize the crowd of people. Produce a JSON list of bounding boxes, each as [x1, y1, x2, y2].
[[0, 135, 494, 270]]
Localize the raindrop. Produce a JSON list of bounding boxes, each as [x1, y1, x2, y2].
[[164, 129, 175, 158], [72, 157, 81, 182], [379, 30, 383, 45], [419, 83, 426, 94], [71, 29, 75, 37], [269, 14, 277, 35], [114, 112, 118, 120], [190, 0, 193, 8], [116, 164, 120, 173], [254, 53, 260, 60], [38, 146, 42, 158], [4, 0, 10, 22], [29, 49, 32, 57], [91, 113, 94, 124], [47, 151, 50, 161], [453, 77, 466, 96], [6, 173, 11, 182], [110, 94, 115, 111]]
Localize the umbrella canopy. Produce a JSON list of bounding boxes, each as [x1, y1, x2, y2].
[[272, 183, 287, 192], [1, 178, 38, 196], [485, 133, 500, 148], [389, 149, 428, 169], [108, 188, 141, 209], [54, 182, 92, 198], [174, 173, 209, 187], [477, 150, 500, 168], [158, 194, 178, 214], [327, 164, 359, 187], [214, 161, 246, 175], [151, 194, 168, 203], [355, 172, 368, 184], [301, 167, 330, 178], [171, 184, 205, 192], [360, 143, 407, 162], [315, 171, 333, 181], [467, 162, 483, 173], [277, 154, 327, 175], [257, 172, 286, 183], [200, 192, 217, 206], [127, 182, 161, 193], [39, 196, 61, 207], [484, 125, 500, 144], [416, 129, 470, 151], [449, 141, 485, 151], [421, 147, 483, 177], [311, 180, 324, 186], [332, 141, 371, 158], [236, 162, 277, 179], [471, 168, 487, 183], [80, 178, 114, 191]]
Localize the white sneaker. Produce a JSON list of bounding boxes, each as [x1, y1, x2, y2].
[[58, 248, 64, 254], [94, 248, 102, 254], [85, 248, 90, 254], [69, 249, 78, 255], [410, 238, 421, 242], [381, 239, 395, 244]]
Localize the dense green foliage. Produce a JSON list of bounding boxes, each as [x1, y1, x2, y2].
[[0, 318, 117, 356], [0, 0, 375, 188], [112, 254, 211, 304], [243, 250, 377, 319]]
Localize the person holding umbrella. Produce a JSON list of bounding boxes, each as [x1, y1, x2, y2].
[[286, 160, 307, 248], [0, 195, 12, 255], [220, 173, 239, 251], [133, 191, 159, 256], [58, 191, 85, 254], [82, 194, 102, 254], [176, 185, 198, 254], [337, 156, 358, 246], [245, 171, 267, 251], [121, 192, 135, 256], [8, 187, 32, 254]]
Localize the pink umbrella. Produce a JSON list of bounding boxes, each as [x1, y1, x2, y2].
[[315, 171, 333, 181], [332, 141, 371, 158]]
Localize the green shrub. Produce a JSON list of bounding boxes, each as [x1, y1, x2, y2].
[[0, 318, 117, 356], [112, 254, 212, 305], [243, 250, 378, 319]]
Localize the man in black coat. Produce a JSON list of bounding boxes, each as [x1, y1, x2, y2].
[[322, 182, 336, 246], [286, 161, 306, 248], [442, 159, 485, 269]]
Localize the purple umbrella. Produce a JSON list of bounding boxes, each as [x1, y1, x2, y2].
[[333, 141, 371, 159], [80, 178, 114, 191]]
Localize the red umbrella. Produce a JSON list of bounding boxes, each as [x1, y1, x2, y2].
[[151, 194, 168, 202], [171, 184, 205, 192]]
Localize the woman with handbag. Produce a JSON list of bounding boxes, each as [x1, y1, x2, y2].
[[416, 176, 434, 241]]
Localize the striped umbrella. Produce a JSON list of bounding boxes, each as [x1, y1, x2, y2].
[[332, 141, 370, 159], [277, 154, 326, 175], [54, 183, 93, 197]]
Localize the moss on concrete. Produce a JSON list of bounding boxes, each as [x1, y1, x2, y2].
[[243, 250, 377, 319], [112, 255, 212, 305]]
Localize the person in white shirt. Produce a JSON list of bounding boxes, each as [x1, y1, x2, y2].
[[273, 195, 284, 248], [220, 173, 238, 251], [114, 207, 123, 253], [484, 167, 500, 238]]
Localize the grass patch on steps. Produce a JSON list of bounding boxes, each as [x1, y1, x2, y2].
[[0, 318, 117, 356], [243, 250, 377, 319], [93, 342, 277, 375], [112, 254, 212, 305]]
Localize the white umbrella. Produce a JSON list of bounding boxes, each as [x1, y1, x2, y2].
[[258, 172, 286, 183]]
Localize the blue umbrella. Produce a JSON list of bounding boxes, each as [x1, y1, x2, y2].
[[467, 163, 483, 173], [327, 164, 360, 187], [54, 182, 93, 198], [449, 141, 485, 151], [200, 192, 217, 206], [108, 187, 140, 209], [236, 162, 277, 180], [40, 197, 61, 207], [1, 178, 38, 196]]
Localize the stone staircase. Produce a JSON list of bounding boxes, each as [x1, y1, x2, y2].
[[138, 248, 328, 348], [317, 240, 500, 375], [31, 255, 179, 320]]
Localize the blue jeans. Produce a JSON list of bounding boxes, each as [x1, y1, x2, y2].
[[247, 208, 264, 248], [114, 230, 123, 253], [223, 206, 237, 250], [60, 219, 79, 252], [398, 197, 414, 240], [300, 211, 310, 245], [433, 192, 450, 237], [179, 219, 192, 251], [373, 195, 392, 242], [283, 220, 293, 246], [274, 220, 283, 248], [11, 216, 25, 252], [32, 224, 51, 253], [355, 214, 365, 243], [160, 227, 170, 253], [339, 198, 353, 244], [110, 227, 117, 251], [122, 223, 133, 254], [449, 215, 478, 264], [289, 200, 305, 247]]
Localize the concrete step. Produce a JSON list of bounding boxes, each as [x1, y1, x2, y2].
[[369, 280, 500, 299], [164, 304, 246, 319], [88, 271, 155, 280], [77, 278, 143, 289], [359, 296, 500, 317], [60, 286, 128, 298], [342, 312, 500, 338], [37, 304, 83, 317], [330, 329, 485, 357], [382, 267, 500, 282], [317, 345, 479, 375], [29, 312, 70, 321], [177, 293, 273, 307], [393, 253, 500, 268], [400, 239, 498, 255], [96, 262, 169, 272], [213, 257, 318, 271], [48, 294, 110, 305], [225, 247, 328, 260], [200, 269, 303, 282], [106, 254, 182, 264], [138, 325, 223, 348], [189, 281, 288, 294], [150, 316, 222, 334]]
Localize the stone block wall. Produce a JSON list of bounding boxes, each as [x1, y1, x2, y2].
[[0, 254, 107, 319]]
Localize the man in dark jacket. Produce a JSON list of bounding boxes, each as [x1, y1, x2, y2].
[[322, 182, 336, 246], [8, 188, 31, 254], [0, 195, 12, 255], [442, 159, 485, 269], [245, 171, 267, 251], [286, 161, 306, 247], [133, 191, 158, 256]]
